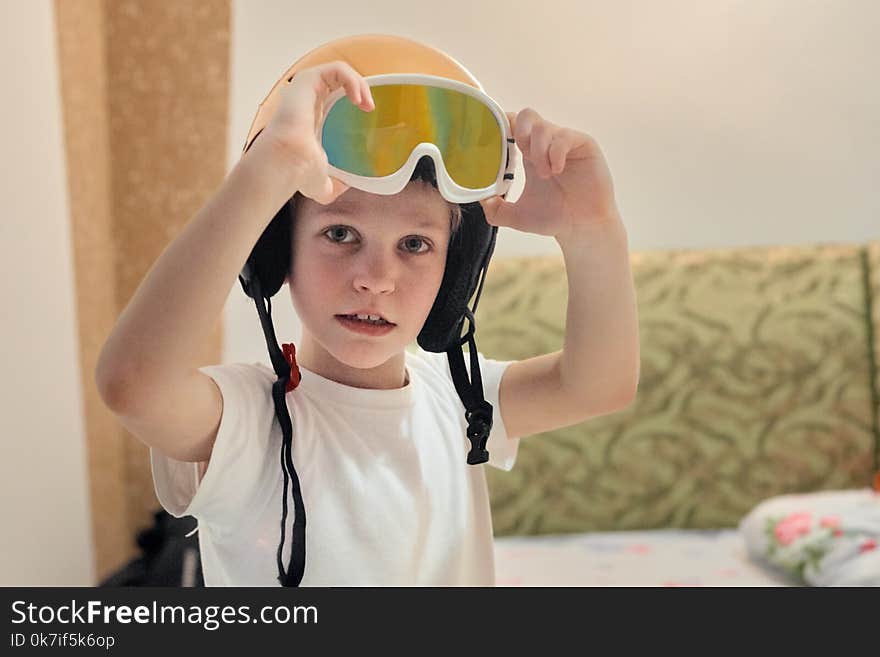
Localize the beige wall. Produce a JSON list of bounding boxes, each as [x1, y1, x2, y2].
[[0, 0, 95, 586], [1, 0, 877, 584]]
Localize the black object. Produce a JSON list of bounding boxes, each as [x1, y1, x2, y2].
[[99, 509, 203, 587]]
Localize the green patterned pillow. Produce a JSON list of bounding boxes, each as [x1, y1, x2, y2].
[[479, 242, 880, 535]]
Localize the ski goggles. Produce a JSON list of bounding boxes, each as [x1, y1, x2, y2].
[[317, 74, 519, 204]]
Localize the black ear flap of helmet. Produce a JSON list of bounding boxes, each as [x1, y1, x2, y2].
[[417, 202, 496, 351], [238, 200, 293, 300]]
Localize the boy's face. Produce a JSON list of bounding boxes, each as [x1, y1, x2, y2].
[[286, 182, 453, 372]]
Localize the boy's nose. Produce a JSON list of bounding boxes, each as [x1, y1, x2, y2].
[[352, 251, 397, 294]]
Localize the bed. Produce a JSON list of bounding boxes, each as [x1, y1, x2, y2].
[[493, 528, 794, 587]]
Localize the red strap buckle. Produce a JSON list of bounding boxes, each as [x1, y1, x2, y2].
[[281, 343, 302, 392]]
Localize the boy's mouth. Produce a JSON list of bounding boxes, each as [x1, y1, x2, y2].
[[334, 313, 396, 327], [336, 313, 397, 336]]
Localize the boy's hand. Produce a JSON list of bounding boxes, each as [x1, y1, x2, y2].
[[259, 61, 375, 205], [480, 108, 621, 242]]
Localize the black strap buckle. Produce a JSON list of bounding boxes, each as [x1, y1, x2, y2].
[[465, 401, 493, 465]]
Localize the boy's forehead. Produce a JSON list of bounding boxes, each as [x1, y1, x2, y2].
[[312, 188, 450, 228]]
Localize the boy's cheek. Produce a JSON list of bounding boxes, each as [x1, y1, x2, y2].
[[290, 254, 339, 284]]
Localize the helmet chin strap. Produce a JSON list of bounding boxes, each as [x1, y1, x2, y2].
[[247, 270, 307, 587], [445, 224, 497, 465]]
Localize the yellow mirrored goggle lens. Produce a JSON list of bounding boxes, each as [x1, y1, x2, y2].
[[322, 84, 503, 189]]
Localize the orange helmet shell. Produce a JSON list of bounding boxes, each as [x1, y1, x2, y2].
[[242, 33, 484, 155]]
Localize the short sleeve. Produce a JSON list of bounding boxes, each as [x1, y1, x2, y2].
[[422, 348, 521, 472], [471, 352, 520, 472], [149, 362, 278, 538]]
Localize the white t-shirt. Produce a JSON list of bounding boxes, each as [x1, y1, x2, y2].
[[150, 347, 520, 586]]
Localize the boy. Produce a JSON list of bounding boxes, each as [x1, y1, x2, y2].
[[95, 38, 640, 586]]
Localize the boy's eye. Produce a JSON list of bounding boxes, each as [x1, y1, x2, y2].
[[403, 236, 429, 253], [323, 226, 431, 254], [324, 226, 354, 244]]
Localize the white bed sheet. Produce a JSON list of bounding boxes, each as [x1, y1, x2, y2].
[[493, 528, 796, 587]]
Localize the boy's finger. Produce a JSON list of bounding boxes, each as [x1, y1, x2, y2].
[[360, 78, 374, 109], [512, 110, 537, 157], [317, 61, 359, 104], [529, 122, 555, 177]]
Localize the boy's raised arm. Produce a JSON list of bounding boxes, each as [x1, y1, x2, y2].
[[94, 62, 373, 461], [95, 134, 302, 415]]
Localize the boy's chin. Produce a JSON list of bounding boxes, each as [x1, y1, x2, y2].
[[330, 342, 406, 370]]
